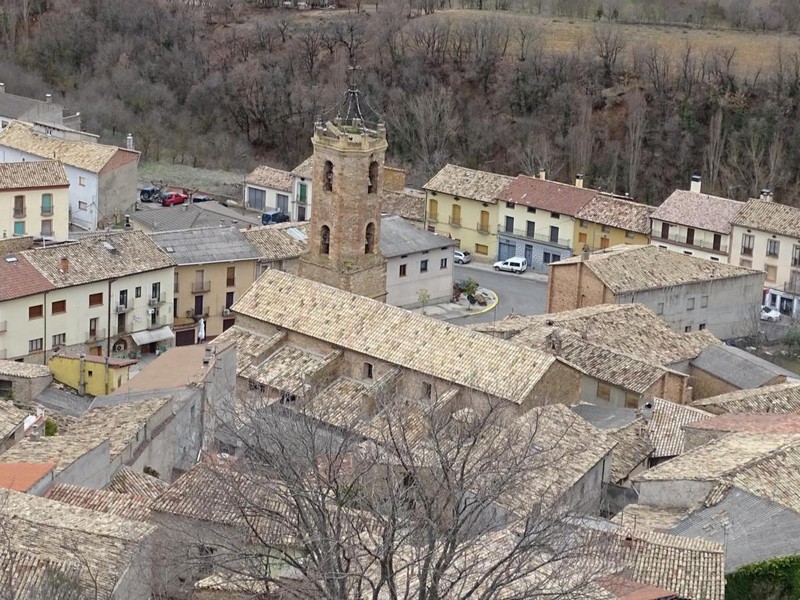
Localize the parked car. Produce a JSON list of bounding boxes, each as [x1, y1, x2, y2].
[[454, 250, 472, 265], [139, 185, 160, 202], [760, 305, 781, 322], [261, 210, 290, 225], [192, 194, 214, 203], [493, 257, 527, 273], [160, 192, 188, 207]]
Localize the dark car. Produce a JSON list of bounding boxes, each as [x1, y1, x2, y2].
[[160, 192, 189, 207], [192, 194, 214, 203], [139, 185, 160, 202], [261, 210, 290, 225]]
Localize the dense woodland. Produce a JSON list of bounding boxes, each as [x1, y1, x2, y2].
[[2, 0, 800, 204]]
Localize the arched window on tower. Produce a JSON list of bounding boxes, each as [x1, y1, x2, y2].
[[365, 222, 375, 254], [324, 161, 334, 192], [320, 225, 330, 255], [367, 161, 378, 194]]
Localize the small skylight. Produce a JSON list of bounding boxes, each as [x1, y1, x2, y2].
[[4, 256, 17, 263], [165, 246, 175, 253]]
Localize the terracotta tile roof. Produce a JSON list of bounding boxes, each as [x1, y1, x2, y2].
[[0, 400, 31, 440], [0, 462, 54, 491], [242, 222, 309, 261], [552, 244, 761, 294], [108, 465, 169, 499], [732, 199, 800, 237], [56, 353, 137, 367], [381, 188, 425, 222], [497, 174, 599, 215], [647, 397, 713, 458], [212, 325, 285, 375], [635, 432, 800, 483], [0, 360, 50, 378], [611, 504, 689, 532], [241, 345, 336, 395], [0, 121, 134, 173], [0, 252, 55, 301], [290, 156, 313, 179], [45, 483, 153, 521], [606, 419, 653, 483], [470, 304, 718, 366], [651, 189, 744, 234], [233, 270, 557, 404], [423, 164, 512, 204], [244, 165, 292, 192], [0, 160, 68, 190], [687, 412, 800, 435], [692, 382, 800, 414], [596, 575, 676, 600], [575, 195, 654, 234], [21, 230, 174, 288], [0, 236, 35, 253], [113, 345, 209, 394], [0, 547, 84, 598]]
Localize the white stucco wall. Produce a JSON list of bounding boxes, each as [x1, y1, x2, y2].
[[385, 247, 454, 308]]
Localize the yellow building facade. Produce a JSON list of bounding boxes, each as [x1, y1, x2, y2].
[[0, 161, 70, 240], [49, 354, 136, 396], [572, 195, 653, 254]]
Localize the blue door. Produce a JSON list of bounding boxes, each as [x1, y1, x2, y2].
[[524, 244, 533, 265], [498, 241, 516, 261]]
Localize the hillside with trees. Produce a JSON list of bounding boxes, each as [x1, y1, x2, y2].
[[2, 0, 800, 204]]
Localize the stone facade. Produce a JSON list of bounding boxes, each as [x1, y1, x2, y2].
[[299, 118, 388, 301]]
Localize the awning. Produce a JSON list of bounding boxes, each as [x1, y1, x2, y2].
[[131, 326, 175, 346]]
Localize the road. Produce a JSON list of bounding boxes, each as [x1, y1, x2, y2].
[[449, 263, 549, 324]]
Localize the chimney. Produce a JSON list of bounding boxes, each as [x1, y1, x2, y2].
[[575, 174, 584, 188], [639, 402, 653, 423], [690, 174, 702, 194], [126, 133, 134, 150], [45, 93, 52, 104], [0, 83, 5, 94], [760, 188, 773, 202], [546, 330, 562, 355], [59, 256, 69, 273], [581, 244, 590, 261], [124, 214, 131, 229], [538, 169, 546, 181]]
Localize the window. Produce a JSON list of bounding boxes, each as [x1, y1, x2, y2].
[[713, 233, 722, 251], [422, 382, 432, 399], [551, 212, 560, 219], [89, 317, 98, 336], [320, 225, 330, 255], [526, 221, 535, 238], [683, 250, 693, 256], [323, 160, 333, 191], [687, 297, 695, 310], [684, 325, 692, 332], [579, 219, 589, 228], [151, 282, 161, 300], [660, 222, 670, 239], [89, 292, 103, 307], [399, 264, 407, 277], [701, 295, 708, 308], [624, 393, 638, 409], [51, 300, 66, 314], [225, 291, 234, 309], [766, 264, 777, 282], [135, 286, 142, 298], [596, 382, 611, 401], [226, 266, 235, 287], [13, 222, 24, 236], [625, 230, 636, 239], [475, 244, 489, 255], [363, 362, 374, 379], [78, 176, 86, 186], [451, 204, 462, 226], [543, 252, 561, 264], [28, 304, 43, 319], [78, 201, 88, 210], [656, 302, 664, 315], [13, 195, 24, 218], [41, 193, 53, 215], [506, 201, 515, 209], [298, 182, 308, 204], [276, 193, 289, 214], [428, 198, 438, 221], [600, 237, 610, 249], [247, 187, 266, 211], [479, 210, 490, 233], [793, 245, 800, 267], [739, 258, 752, 268], [767, 239, 780, 257], [28, 338, 43, 352], [601, 225, 611, 233], [549, 226, 559, 243], [420, 259, 428, 273], [440, 257, 448, 269], [699, 323, 706, 330], [710, 256, 719, 262], [741, 233, 754, 256], [40, 220, 52, 236], [686, 227, 695, 245], [368, 161, 378, 194], [504, 216, 514, 233], [52, 333, 66, 346], [365, 222, 376, 254], [527, 206, 536, 213]]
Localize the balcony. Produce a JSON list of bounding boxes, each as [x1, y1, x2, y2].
[[41, 208, 53, 217], [741, 247, 753, 256], [0, 321, 5, 334], [148, 293, 166, 307], [477, 222, 491, 234], [86, 328, 106, 343], [448, 216, 462, 227], [428, 213, 438, 223], [115, 303, 133, 314], [13, 209, 25, 219], [192, 280, 211, 294], [497, 225, 571, 248], [147, 315, 169, 329], [651, 232, 728, 254]]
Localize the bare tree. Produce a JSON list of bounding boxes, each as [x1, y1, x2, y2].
[[568, 94, 593, 181], [592, 25, 625, 87], [704, 106, 725, 195], [625, 90, 646, 197]]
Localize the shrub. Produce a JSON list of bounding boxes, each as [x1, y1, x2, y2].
[[726, 555, 800, 600], [44, 419, 57, 437]]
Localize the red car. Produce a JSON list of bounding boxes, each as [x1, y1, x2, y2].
[[160, 192, 188, 207]]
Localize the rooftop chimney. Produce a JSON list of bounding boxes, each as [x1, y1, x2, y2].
[[124, 214, 131, 229], [0, 83, 5, 94], [690, 175, 702, 194], [575, 174, 584, 188], [760, 188, 773, 202], [581, 244, 590, 261], [639, 401, 653, 423], [45, 93, 52, 104], [59, 256, 69, 273], [126, 133, 134, 151], [538, 169, 546, 181]]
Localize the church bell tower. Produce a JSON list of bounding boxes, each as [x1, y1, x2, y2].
[[299, 77, 388, 301]]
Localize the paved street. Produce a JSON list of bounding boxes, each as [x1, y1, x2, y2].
[[449, 263, 549, 324]]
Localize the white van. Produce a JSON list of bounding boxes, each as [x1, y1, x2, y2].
[[493, 257, 527, 273]]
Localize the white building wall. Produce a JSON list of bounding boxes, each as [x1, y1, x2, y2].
[[244, 183, 291, 216], [385, 247, 454, 308], [291, 175, 312, 221], [0, 145, 99, 230], [649, 218, 729, 261]]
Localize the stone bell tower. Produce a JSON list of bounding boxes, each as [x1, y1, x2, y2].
[[299, 80, 388, 302]]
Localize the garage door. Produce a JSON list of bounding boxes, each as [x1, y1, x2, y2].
[[175, 329, 196, 347], [498, 241, 516, 261]]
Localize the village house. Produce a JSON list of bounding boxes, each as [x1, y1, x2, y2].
[[645, 396, 712, 465], [49, 353, 137, 396], [290, 156, 313, 221], [0, 85, 66, 129], [243, 164, 293, 216], [729, 196, 800, 316], [150, 226, 260, 344], [494, 173, 600, 271], [692, 381, 800, 415], [547, 245, 765, 339], [649, 177, 744, 261], [573, 194, 653, 253], [0, 121, 139, 230], [423, 164, 513, 261], [0, 231, 175, 362], [0, 160, 70, 240], [0, 359, 52, 404]]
